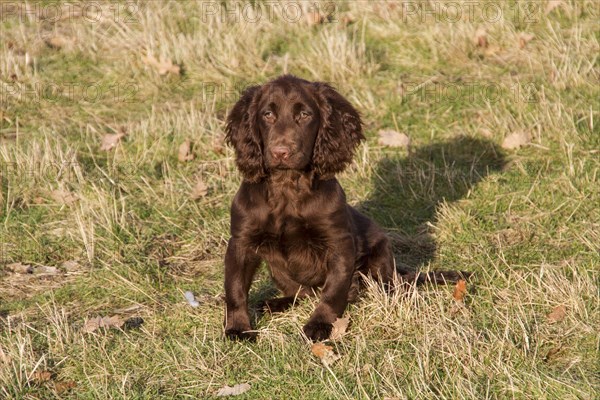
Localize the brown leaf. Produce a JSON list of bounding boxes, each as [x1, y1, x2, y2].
[[311, 342, 332, 358], [191, 178, 208, 199], [216, 383, 251, 397], [61, 260, 82, 272], [6, 262, 33, 274], [100, 132, 126, 151], [545, 0, 565, 15], [544, 344, 563, 361], [378, 129, 411, 148], [305, 11, 324, 25], [32, 370, 52, 383], [82, 317, 101, 333], [311, 342, 341, 367], [178, 140, 194, 162], [547, 305, 566, 324], [50, 189, 78, 205], [212, 135, 226, 155], [452, 279, 467, 302], [142, 54, 180, 76], [0, 347, 12, 365], [518, 33, 535, 49], [33, 265, 59, 275], [502, 131, 530, 150], [479, 128, 493, 138], [330, 317, 349, 340], [54, 380, 77, 394], [45, 35, 71, 49], [340, 15, 355, 26], [474, 27, 488, 48], [82, 315, 124, 333], [484, 44, 501, 57]]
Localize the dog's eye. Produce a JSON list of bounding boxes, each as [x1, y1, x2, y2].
[[263, 111, 275, 120], [299, 111, 311, 119]]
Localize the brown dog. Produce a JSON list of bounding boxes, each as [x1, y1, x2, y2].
[[224, 75, 465, 341]]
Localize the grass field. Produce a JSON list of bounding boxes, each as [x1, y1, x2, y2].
[[0, 1, 598, 399]]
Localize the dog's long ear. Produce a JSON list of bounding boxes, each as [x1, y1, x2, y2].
[[225, 85, 265, 183], [311, 83, 365, 179]]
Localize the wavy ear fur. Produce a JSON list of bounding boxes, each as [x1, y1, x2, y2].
[[225, 85, 265, 182], [312, 83, 365, 179]]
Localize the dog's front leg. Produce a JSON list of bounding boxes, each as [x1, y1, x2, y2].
[[224, 238, 260, 341], [303, 236, 355, 341]]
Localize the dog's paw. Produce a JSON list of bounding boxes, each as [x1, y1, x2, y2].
[[225, 327, 257, 342], [303, 321, 333, 342]]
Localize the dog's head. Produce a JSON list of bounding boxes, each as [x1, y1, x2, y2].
[[225, 75, 364, 182]]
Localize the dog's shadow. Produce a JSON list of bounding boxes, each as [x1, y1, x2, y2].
[[358, 136, 506, 272]]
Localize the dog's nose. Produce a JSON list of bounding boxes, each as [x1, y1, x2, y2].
[[271, 146, 290, 160]]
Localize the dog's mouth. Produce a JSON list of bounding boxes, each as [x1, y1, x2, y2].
[[268, 161, 296, 170], [267, 152, 309, 170]]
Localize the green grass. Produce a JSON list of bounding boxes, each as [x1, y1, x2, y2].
[[1, 1, 599, 399]]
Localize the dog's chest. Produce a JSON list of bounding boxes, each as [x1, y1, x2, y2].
[[259, 216, 326, 255], [255, 216, 329, 281], [248, 182, 330, 284]]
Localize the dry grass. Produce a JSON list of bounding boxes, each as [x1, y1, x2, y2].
[[1, 1, 598, 399]]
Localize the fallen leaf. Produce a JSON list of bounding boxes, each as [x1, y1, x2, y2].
[[213, 143, 225, 155], [518, 33, 535, 49], [178, 140, 194, 162], [216, 383, 251, 397], [50, 189, 78, 205], [184, 291, 200, 307], [305, 11, 324, 25], [100, 132, 125, 151], [378, 129, 411, 148], [61, 260, 82, 272], [212, 135, 226, 155], [453, 279, 467, 302], [479, 128, 493, 138], [142, 54, 180, 76], [82, 315, 124, 333], [502, 131, 530, 150], [544, 344, 563, 361], [32, 370, 52, 383], [45, 35, 71, 49], [33, 265, 59, 275], [6, 262, 33, 274], [330, 317, 349, 340], [474, 27, 488, 48], [54, 380, 77, 394], [0, 346, 12, 365], [340, 14, 355, 26], [311, 342, 341, 367], [191, 178, 208, 199], [311, 342, 332, 358], [545, 0, 565, 15], [484, 44, 501, 57], [547, 305, 566, 324]]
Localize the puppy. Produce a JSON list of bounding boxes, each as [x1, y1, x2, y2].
[[224, 75, 465, 341]]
